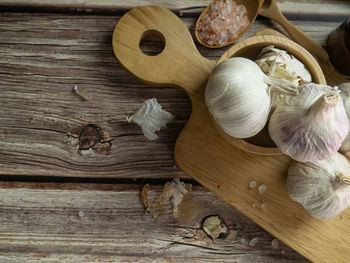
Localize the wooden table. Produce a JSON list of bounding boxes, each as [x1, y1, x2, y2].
[[0, 1, 349, 262]]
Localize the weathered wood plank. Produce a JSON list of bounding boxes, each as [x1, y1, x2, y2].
[[0, 0, 349, 17], [0, 181, 309, 262], [0, 13, 340, 178]]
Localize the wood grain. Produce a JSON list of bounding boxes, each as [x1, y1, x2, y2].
[[112, 6, 350, 263], [0, 181, 308, 262], [0, 6, 346, 263], [0, 13, 341, 178], [0, 0, 349, 17]]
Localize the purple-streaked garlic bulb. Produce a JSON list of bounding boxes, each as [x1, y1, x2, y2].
[[287, 152, 350, 219], [339, 82, 350, 156], [269, 83, 349, 162]]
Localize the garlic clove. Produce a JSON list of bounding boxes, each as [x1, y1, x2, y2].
[[269, 83, 349, 162], [287, 152, 350, 218]]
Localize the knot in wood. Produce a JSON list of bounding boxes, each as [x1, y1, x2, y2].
[[79, 125, 100, 150]]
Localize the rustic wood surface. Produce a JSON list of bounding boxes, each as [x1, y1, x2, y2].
[[0, 0, 349, 262], [0, 13, 343, 178], [0, 182, 307, 263], [0, 0, 349, 17]]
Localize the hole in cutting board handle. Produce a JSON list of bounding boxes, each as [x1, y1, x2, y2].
[[139, 29, 166, 56]]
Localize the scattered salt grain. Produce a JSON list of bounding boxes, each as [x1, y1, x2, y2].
[[258, 184, 267, 194], [249, 181, 257, 188], [271, 238, 279, 249], [196, 0, 250, 46], [78, 211, 85, 217], [252, 202, 256, 208], [260, 203, 267, 212], [240, 238, 248, 245], [249, 237, 259, 247], [281, 250, 285, 255]]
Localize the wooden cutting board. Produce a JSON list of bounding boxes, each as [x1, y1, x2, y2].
[[113, 5, 349, 263]]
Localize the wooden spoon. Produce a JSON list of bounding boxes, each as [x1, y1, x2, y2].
[[259, 0, 330, 65], [195, 0, 264, 48]]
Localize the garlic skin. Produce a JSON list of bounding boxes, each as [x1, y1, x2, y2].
[[269, 83, 349, 162], [127, 98, 174, 140], [255, 45, 312, 86], [338, 82, 350, 155], [205, 57, 298, 138], [287, 152, 350, 219]]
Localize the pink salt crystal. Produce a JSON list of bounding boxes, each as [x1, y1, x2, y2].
[[249, 181, 257, 188], [258, 184, 267, 194], [196, 0, 249, 46]]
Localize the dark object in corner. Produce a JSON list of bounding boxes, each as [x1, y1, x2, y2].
[[327, 17, 350, 76]]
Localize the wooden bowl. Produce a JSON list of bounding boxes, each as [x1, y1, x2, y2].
[[210, 35, 327, 155]]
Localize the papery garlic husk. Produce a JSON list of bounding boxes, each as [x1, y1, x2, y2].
[[127, 98, 174, 140], [255, 45, 312, 86], [338, 82, 350, 155], [269, 83, 349, 162], [205, 57, 298, 138], [287, 152, 350, 219]]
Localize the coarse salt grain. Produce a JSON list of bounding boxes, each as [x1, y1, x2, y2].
[[271, 238, 279, 249], [196, 0, 250, 46], [258, 184, 267, 194], [240, 238, 248, 245], [78, 211, 85, 217], [260, 203, 267, 212], [249, 180, 257, 188], [249, 237, 259, 247]]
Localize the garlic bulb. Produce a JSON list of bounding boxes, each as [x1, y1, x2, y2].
[[269, 83, 349, 162], [205, 57, 298, 138], [338, 82, 350, 155], [287, 152, 350, 218], [127, 98, 174, 140], [255, 45, 312, 86]]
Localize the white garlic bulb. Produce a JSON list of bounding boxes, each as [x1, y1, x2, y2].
[[287, 152, 350, 219], [255, 45, 312, 86], [269, 83, 349, 162], [205, 57, 298, 138], [338, 82, 350, 155]]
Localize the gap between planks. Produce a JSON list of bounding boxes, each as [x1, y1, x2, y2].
[[0, 0, 349, 19]]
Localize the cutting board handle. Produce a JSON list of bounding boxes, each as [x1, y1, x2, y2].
[[112, 5, 215, 95]]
